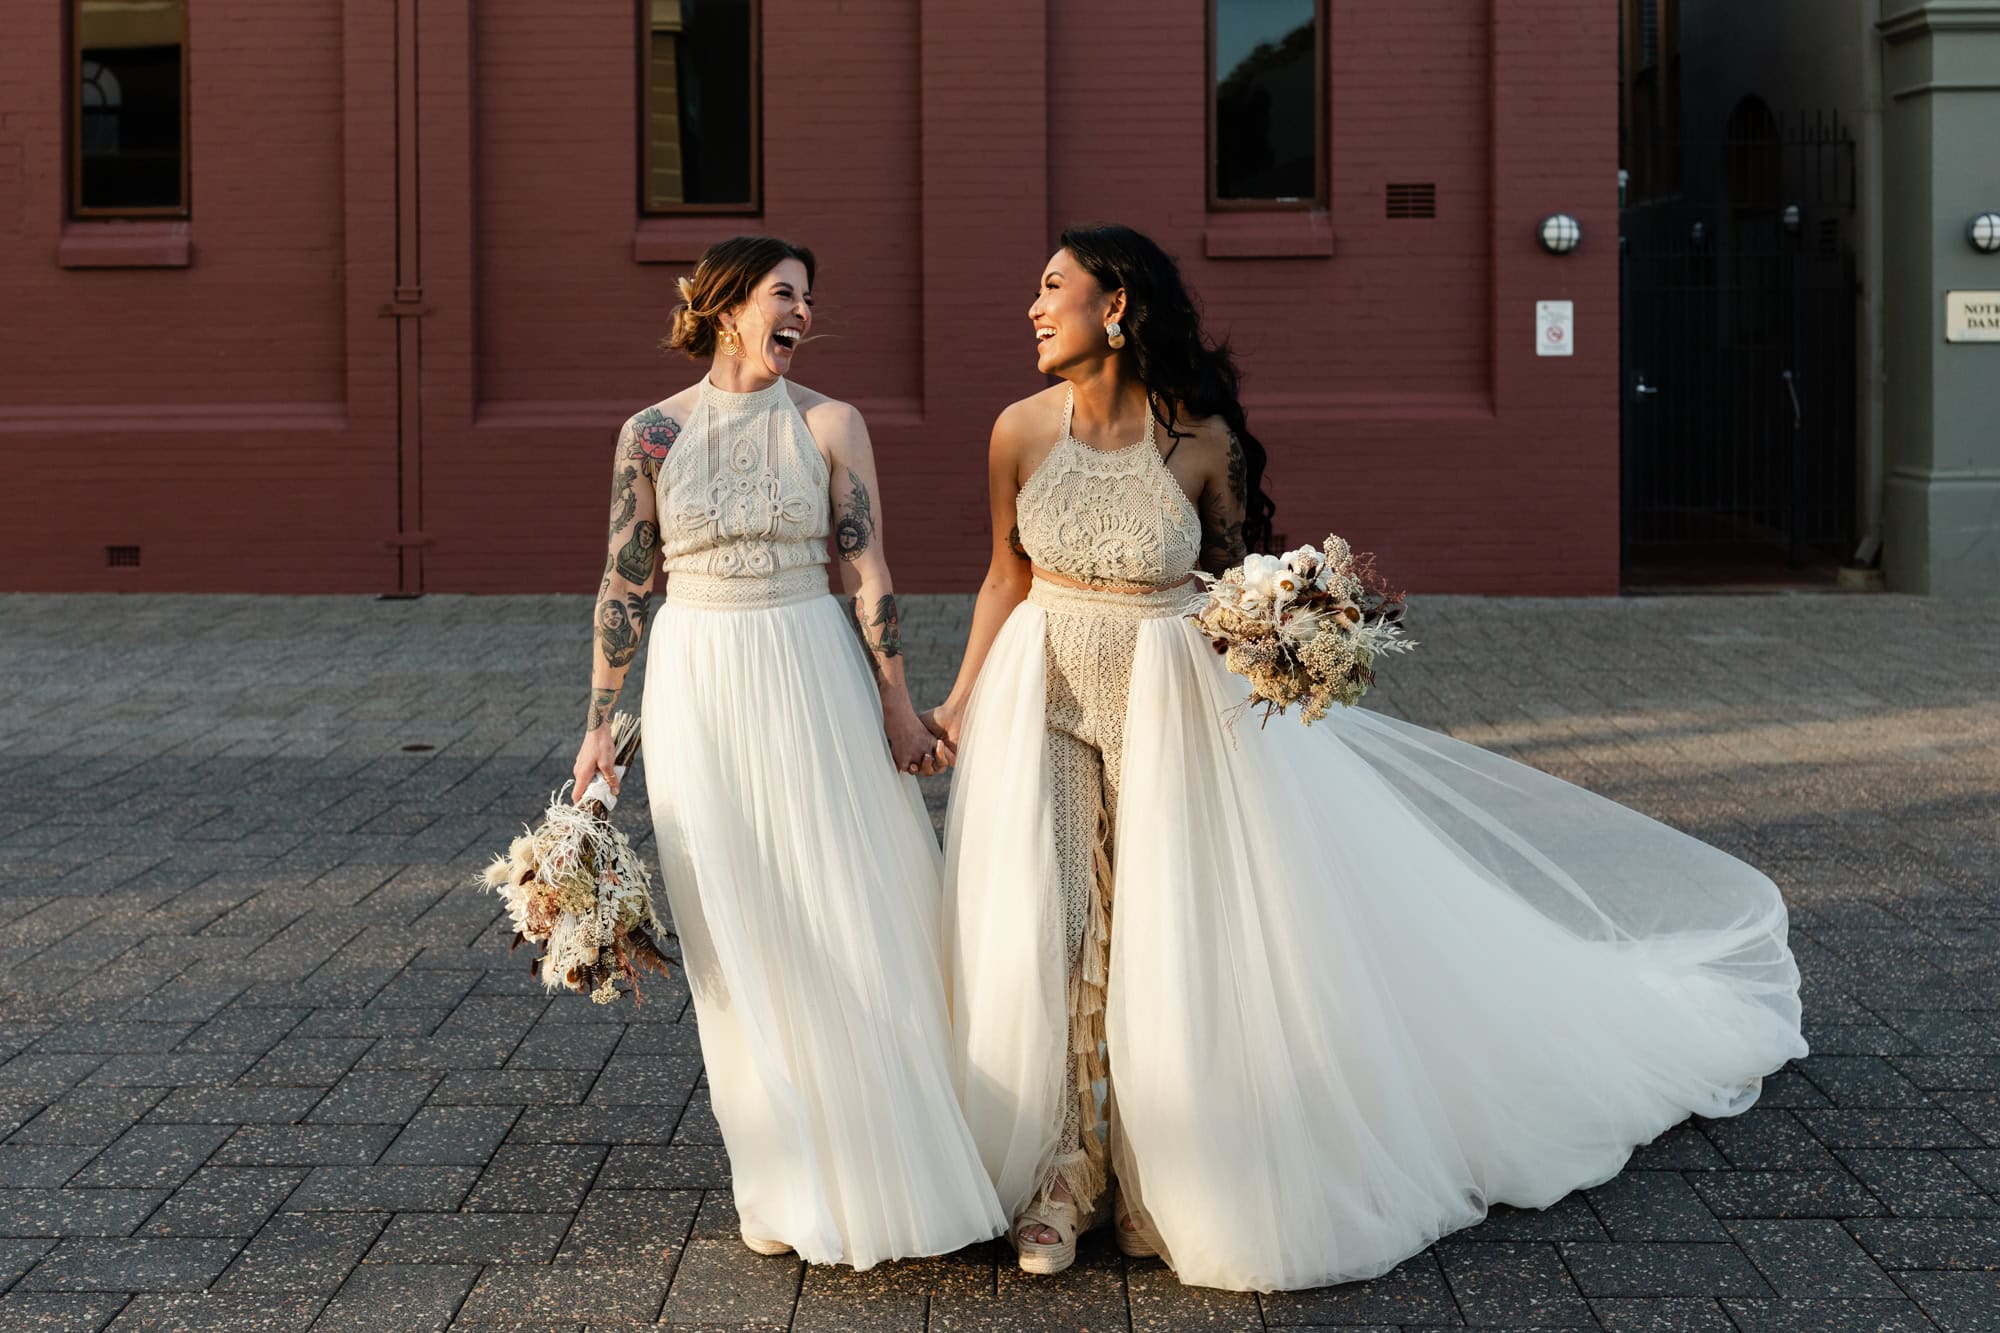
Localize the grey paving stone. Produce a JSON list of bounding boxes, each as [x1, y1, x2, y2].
[[1628, 1123, 1730, 1172], [0, 1237, 56, 1289], [1461, 1194, 1611, 1243], [0, 1188, 168, 1238], [0, 1144, 97, 1188], [1124, 1261, 1261, 1332], [583, 1054, 703, 1107], [1685, 1169, 1883, 1219], [10, 1088, 165, 1147], [1800, 1107, 1988, 1150], [79, 1053, 257, 1087], [381, 1105, 519, 1165], [465, 1143, 605, 1213], [508, 1105, 681, 1145], [103, 1291, 324, 1331], [598, 1144, 731, 1190], [658, 1237, 802, 1326], [210, 1123, 396, 1167], [1588, 1297, 1736, 1332], [1435, 1241, 1594, 1324], [136, 1166, 302, 1237], [458, 1263, 673, 1325], [285, 1164, 480, 1212], [1848, 1216, 2000, 1270], [1719, 1297, 1940, 1332], [15, 1236, 238, 1291], [212, 1212, 385, 1294], [357, 1032, 518, 1071], [238, 1036, 373, 1086], [1838, 1149, 1999, 1217], [1898, 1271, 2000, 1333], [365, 1210, 571, 1264], [0, 1291, 132, 1330], [430, 1069, 594, 1105], [508, 1022, 623, 1071], [931, 1261, 1125, 1333], [1558, 1241, 1773, 1298], [1587, 1172, 1727, 1242], [555, 1188, 700, 1267], [310, 1262, 478, 1333], [142, 1086, 323, 1125], [306, 1070, 437, 1124], [1725, 1220, 1899, 1298], [1699, 1112, 1844, 1171], [71, 1124, 234, 1189]]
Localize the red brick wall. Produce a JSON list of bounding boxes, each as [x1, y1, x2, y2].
[[0, 0, 1618, 595]]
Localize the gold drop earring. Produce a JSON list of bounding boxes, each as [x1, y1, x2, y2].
[[721, 328, 744, 358], [1106, 321, 1126, 350]]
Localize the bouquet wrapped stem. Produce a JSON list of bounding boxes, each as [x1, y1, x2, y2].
[[479, 712, 674, 1004]]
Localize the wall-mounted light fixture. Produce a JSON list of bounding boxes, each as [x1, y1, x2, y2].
[[1539, 214, 1582, 255], [1782, 204, 1802, 234], [1970, 213, 2000, 255]]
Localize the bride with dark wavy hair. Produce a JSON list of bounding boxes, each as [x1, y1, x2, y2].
[[926, 223, 1805, 1290]]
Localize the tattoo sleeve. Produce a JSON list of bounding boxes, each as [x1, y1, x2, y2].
[[1198, 431, 1249, 575], [587, 414, 671, 728], [833, 468, 876, 562]]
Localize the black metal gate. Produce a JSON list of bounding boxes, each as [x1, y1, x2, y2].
[[1620, 110, 1859, 575]]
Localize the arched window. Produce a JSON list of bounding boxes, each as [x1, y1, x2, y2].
[[72, 0, 188, 216], [1724, 96, 1783, 213]]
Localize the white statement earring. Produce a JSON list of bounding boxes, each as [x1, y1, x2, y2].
[[1106, 321, 1126, 350]]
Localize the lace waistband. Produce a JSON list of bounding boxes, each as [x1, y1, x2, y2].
[[666, 566, 830, 609], [1029, 576, 1190, 621]]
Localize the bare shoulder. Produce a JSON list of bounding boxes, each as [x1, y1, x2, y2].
[[787, 381, 863, 437], [993, 384, 1067, 449], [622, 385, 699, 440], [1165, 408, 1235, 459]]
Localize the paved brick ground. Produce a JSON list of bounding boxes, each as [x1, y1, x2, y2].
[[1, 591, 1997, 1332]]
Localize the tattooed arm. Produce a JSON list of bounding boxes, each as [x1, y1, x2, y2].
[[816, 400, 941, 776], [572, 408, 675, 799], [1197, 426, 1250, 576]]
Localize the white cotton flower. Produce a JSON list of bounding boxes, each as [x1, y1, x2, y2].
[[1240, 553, 1284, 602]]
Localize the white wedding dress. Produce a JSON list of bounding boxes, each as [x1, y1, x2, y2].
[[943, 392, 1807, 1291], [639, 377, 1005, 1268]]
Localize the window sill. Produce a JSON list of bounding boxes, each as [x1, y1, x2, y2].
[[1202, 211, 1335, 259], [59, 220, 192, 269], [632, 215, 761, 265]]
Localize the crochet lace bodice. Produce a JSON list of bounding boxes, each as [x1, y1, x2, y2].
[[649, 377, 830, 580], [1013, 388, 1202, 589]]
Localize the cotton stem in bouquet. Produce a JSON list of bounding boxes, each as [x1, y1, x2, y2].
[[480, 711, 675, 1005]]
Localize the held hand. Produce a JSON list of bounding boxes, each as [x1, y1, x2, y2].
[[886, 702, 948, 777], [571, 727, 619, 806], [920, 701, 964, 750]]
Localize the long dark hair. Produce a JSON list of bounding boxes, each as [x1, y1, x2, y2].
[[1059, 222, 1276, 552]]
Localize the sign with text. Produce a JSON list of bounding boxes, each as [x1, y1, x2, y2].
[[1536, 301, 1574, 357], [1947, 292, 2000, 343]]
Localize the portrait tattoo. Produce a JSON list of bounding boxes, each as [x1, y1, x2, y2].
[[833, 469, 875, 562], [1199, 490, 1248, 574], [608, 463, 640, 534], [1007, 523, 1028, 562], [597, 596, 639, 669], [586, 686, 617, 731], [615, 520, 659, 586]]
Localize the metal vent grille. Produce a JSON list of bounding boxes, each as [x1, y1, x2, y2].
[[106, 545, 141, 567], [1386, 183, 1437, 219]]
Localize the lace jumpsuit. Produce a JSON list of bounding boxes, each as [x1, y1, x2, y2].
[[1013, 389, 1203, 1217]]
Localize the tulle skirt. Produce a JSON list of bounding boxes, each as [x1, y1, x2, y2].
[[942, 590, 1808, 1292], [642, 573, 1006, 1268]]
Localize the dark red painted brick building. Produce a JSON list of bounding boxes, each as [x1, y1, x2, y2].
[[1, 1, 1618, 595]]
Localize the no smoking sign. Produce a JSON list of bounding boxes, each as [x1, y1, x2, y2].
[[1536, 301, 1575, 358]]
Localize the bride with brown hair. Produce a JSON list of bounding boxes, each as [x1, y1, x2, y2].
[[572, 235, 1002, 1268], [929, 223, 1806, 1291]]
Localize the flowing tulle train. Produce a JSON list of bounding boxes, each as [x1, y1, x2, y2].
[[644, 591, 1005, 1268], [943, 603, 1806, 1292]]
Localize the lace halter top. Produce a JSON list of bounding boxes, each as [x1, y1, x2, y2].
[[1014, 388, 1203, 589], [652, 377, 829, 581]]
